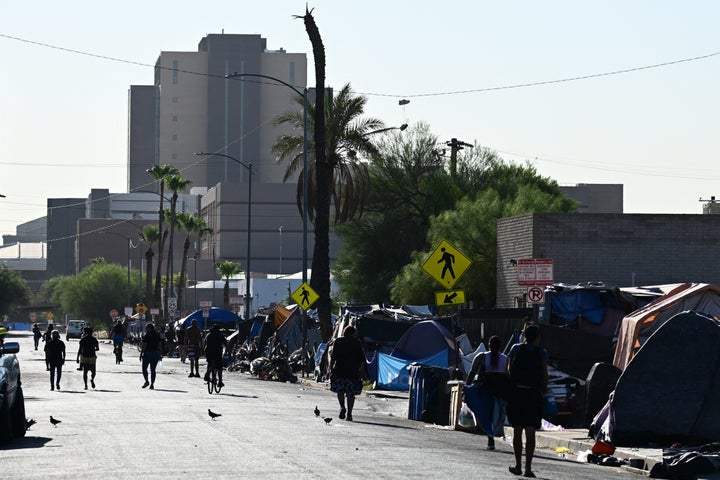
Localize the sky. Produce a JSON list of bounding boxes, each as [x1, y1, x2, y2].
[[1, 1, 718, 239]]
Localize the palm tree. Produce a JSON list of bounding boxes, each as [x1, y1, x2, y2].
[[176, 213, 212, 313], [272, 83, 385, 225], [216, 260, 241, 311], [163, 173, 192, 321], [138, 225, 161, 308], [146, 164, 179, 311]]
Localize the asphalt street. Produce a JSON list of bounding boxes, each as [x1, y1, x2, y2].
[[2, 330, 640, 480]]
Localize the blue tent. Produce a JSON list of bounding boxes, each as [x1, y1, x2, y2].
[[391, 320, 458, 365], [178, 307, 239, 329]]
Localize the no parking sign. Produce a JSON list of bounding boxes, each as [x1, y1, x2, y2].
[[527, 286, 545, 304]]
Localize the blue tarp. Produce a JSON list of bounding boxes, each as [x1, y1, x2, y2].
[[178, 307, 240, 329], [376, 350, 448, 391]]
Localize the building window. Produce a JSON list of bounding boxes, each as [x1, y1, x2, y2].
[[172, 115, 178, 122], [172, 134, 177, 141], [172, 60, 179, 84], [172, 97, 178, 103], [171, 153, 177, 160]]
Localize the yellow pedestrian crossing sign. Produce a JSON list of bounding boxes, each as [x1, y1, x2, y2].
[[435, 289, 466, 306], [291, 282, 319, 309], [422, 240, 472, 289]]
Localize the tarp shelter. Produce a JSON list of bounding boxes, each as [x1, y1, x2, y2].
[[177, 307, 240, 329], [274, 306, 323, 353], [593, 311, 720, 446], [376, 350, 448, 391], [613, 283, 720, 370]]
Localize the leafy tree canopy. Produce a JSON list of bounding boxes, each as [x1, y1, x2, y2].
[[0, 265, 30, 318]]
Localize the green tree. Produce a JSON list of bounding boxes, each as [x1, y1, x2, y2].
[[216, 260, 240, 311], [0, 265, 30, 318], [147, 164, 179, 310], [163, 173, 192, 321], [176, 213, 212, 313], [139, 225, 161, 308], [51, 259, 133, 333]]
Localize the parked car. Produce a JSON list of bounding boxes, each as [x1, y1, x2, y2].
[[66, 320, 88, 340], [0, 340, 26, 444]]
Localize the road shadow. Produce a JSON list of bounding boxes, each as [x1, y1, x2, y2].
[[147, 388, 188, 393], [214, 393, 258, 399], [366, 392, 410, 400], [350, 420, 418, 430], [0, 435, 52, 450]]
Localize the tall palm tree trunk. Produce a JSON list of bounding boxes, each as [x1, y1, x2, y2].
[[302, 8, 332, 341], [145, 248, 154, 306]]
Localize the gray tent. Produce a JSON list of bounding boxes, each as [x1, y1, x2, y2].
[[593, 310, 720, 446]]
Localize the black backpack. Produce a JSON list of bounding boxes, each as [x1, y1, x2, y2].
[[509, 344, 543, 389]]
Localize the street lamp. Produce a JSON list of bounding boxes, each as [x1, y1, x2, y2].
[[278, 226, 283, 274], [195, 151, 253, 322], [225, 72, 309, 288], [102, 232, 138, 310], [187, 253, 199, 312]]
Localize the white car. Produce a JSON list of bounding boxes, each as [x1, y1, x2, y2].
[[66, 320, 88, 340], [0, 340, 26, 444]]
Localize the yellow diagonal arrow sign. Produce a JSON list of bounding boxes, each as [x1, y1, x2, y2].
[[435, 289, 466, 306]]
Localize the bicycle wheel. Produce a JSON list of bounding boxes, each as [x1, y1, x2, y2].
[[214, 369, 222, 393], [207, 369, 215, 394]]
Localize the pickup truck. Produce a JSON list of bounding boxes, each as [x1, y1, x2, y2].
[[0, 341, 26, 444]]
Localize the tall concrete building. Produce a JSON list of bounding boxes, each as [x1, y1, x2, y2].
[[127, 33, 319, 274], [128, 33, 306, 189]]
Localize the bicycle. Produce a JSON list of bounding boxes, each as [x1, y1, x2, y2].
[[113, 339, 124, 364], [206, 361, 223, 394]]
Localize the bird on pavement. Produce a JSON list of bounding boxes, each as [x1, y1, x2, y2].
[[208, 409, 222, 420], [50, 416, 61, 427], [323, 417, 332, 425], [314, 406, 320, 417], [26, 418, 36, 429]]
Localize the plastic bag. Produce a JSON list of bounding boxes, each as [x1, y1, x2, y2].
[[458, 402, 477, 429]]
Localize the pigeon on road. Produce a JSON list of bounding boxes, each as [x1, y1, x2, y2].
[[323, 417, 332, 425], [314, 406, 320, 417], [208, 409, 222, 420], [50, 416, 61, 427]]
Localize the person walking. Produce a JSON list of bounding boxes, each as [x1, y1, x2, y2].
[[506, 324, 548, 478], [139, 323, 163, 389], [329, 325, 365, 422], [204, 324, 228, 388], [466, 335, 510, 450], [184, 319, 203, 378], [32, 323, 42, 350], [42, 324, 55, 370], [76, 326, 99, 390], [44, 331, 66, 390], [111, 318, 126, 363]]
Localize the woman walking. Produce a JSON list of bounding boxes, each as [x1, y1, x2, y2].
[[76, 326, 99, 389], [140, 323, 163, 390]]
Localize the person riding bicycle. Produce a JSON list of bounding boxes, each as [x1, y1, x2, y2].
[[111, 318, 126, 362], [204, 324, 228, 388]]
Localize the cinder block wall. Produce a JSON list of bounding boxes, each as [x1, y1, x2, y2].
[[496, 213, 720, 308]]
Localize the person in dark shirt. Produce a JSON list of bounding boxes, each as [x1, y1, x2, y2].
[[32, 323, 42, 350], [44, 331, 66, 391], [329, 325, 365, 422], [43, 324, 55, 370], [204, 324, 228, 388], [184, 319, 203, 378], [76, 327, 99, 390], [140, 323, 163, 390]]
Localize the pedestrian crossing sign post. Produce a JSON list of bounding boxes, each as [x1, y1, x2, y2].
[[291, 282, 319, 310], [422, 240, 472, 289], [434, 289, 466, 306]]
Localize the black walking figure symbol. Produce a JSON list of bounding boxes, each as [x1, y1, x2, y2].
[[438, 247, 455, 280], [300, 286, 310, 306]]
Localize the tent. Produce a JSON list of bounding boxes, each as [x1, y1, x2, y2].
[[391, 320, 459, 366], [274, 306, 322, 353], [613, 283, 720, 370], [376, 350, 448, 391], [593, 311, 720, 446], [177, 307, 240, 329]]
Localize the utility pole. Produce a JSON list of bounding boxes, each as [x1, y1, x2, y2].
[[445, 138, 473, 178]]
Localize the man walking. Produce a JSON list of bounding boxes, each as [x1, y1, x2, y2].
[[507, 324, 548, 478], [184, 319, 203, 378]]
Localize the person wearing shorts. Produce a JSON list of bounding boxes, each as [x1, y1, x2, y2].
[[329, 325, 365, 422], [76, 326, 99, 389], [184, 319, 203, 378]]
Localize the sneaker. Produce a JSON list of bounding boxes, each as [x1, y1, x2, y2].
[[51, 386, 54, 391], [84, 385, 88, 390], [523, 471, 536, 478], [346, 412, 353, 422], [142, 381, 149, 388], [218, 381, 224, 388], [204, 373, 210, 382], [487, 437, 495, 450], [149, 384, 154, 390], [189, 373, 195, 378], [194, 373, 201, 378], [91, 380, 96, 389], [339, 407, 346, 420], [56, 384, 60, 390]]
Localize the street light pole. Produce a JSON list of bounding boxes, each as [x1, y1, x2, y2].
[[195, 152, 252, 322], [225, 72, 309, 287]]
